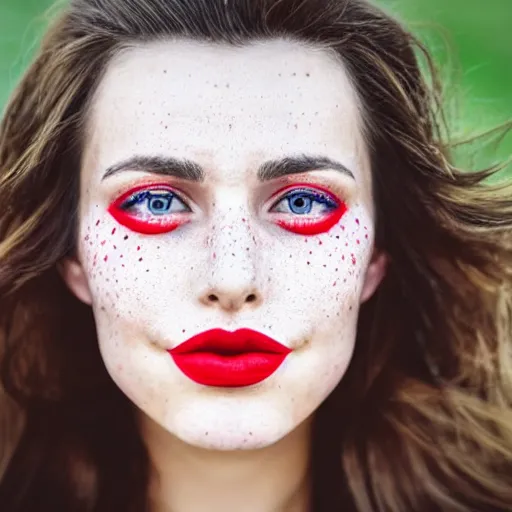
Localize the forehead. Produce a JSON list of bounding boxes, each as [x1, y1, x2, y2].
[[84, 38, 370, 191]]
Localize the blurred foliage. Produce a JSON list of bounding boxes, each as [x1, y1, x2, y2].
[[0, 0, 510, 171]]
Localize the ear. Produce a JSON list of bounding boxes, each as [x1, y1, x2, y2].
[[360, 248, 388, 304], [57, 257, 93, 305]]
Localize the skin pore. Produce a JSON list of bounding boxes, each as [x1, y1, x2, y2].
[[61, 39, 387, 512]]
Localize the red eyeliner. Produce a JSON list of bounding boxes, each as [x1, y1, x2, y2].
[[276, 202, 347, 235]]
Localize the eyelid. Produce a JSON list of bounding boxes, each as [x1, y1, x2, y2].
[[112, 182, 190, 209]]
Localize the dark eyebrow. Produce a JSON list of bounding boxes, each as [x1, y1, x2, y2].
[[101, 154, 355, 182]]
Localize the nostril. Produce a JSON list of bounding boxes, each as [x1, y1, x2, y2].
[[208, 294, 218, 302], [246, 294, 257, 303]]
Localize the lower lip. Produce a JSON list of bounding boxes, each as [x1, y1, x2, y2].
[[170, 352, 288, 387]]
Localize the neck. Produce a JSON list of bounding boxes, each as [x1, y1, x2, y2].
[[140, 415, 313, 512]]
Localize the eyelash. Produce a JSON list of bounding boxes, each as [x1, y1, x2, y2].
[[108, 184, 348, 235]]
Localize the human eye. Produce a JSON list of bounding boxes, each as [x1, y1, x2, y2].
[[108, 184, 192, 234], [270, 185, 348, 235]]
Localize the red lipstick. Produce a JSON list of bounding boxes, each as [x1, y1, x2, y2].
[[169, 328, 291, 387]]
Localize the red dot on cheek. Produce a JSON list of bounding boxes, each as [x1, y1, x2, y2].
[[137, 246, 141, 251]]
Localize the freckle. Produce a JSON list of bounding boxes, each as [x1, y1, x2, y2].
[[122, 264, 125, 268], [306, 72, 310, 77], [345, 242, 348, 247], [85, 235, 90, 241], [309, 251, 312, 255], [95, 220, 100, 226], [341, 226, 345, 231], [213, 252, 216, 259], [355, 218, 360, 225], [101, 240, 106, 246], [246, 247, 250, 251], [342, 255, 345, 260], [104, 255, 108, 262], [137, 246, 141, 251], [120, 254, 123, 258], [319, 240, 323, 245], [111, 228, 116, 235], [113, 245, 117, 250], [356, 239, 360, 244], [146, 269, 149, 272], [336, 236, 340, 239], [163, 69, 167, 74], [124, 235, 128, 240], [351, 254, 356, 265], [332, 281, 336, 287], [307, 261, 310, 265], [139, 257, 143, 262]]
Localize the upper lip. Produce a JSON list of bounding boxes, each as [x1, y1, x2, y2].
[[169, 328, 291, 355]]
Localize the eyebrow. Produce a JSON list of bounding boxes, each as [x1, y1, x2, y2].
[[101, 154, 355, 183]]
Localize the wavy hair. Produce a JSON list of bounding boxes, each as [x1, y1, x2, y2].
[[0, 0, 511, 510]]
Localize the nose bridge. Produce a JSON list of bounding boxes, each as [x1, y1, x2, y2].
[[200, 196, 263, 312]]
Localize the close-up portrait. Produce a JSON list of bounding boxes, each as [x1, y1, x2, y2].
[[0, 0, 511, 511]]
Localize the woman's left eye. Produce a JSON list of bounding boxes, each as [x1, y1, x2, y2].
[[271, 188, 339, 216]]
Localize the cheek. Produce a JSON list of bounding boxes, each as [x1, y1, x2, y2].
[[79, 214, 168, 317]]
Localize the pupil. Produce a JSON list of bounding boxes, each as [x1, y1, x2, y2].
[[148, 195, 171, 214]]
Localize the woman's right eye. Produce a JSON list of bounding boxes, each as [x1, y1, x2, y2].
[[108, 186, 191, 235]]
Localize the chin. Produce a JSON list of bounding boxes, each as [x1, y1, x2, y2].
[[168, 402, 294, 451]]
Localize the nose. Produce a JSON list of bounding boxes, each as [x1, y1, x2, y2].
[[198, 217, 264, 313], [201, 289, 260, 312]]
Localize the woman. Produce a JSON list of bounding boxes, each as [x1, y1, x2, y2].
[[0, 0, 511, 510]]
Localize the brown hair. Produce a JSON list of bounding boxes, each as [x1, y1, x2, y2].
[[1, 0, 511, 510]]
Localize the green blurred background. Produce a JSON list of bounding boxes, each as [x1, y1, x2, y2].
[[0, 0, 510, 168]]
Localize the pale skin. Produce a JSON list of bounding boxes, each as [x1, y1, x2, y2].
[[61, 39, 387, 512]]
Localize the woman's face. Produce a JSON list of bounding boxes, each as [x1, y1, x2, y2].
[[63, 39, 386, 450]]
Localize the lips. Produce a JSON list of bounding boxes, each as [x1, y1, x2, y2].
[[168, 328, 291, 388]]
